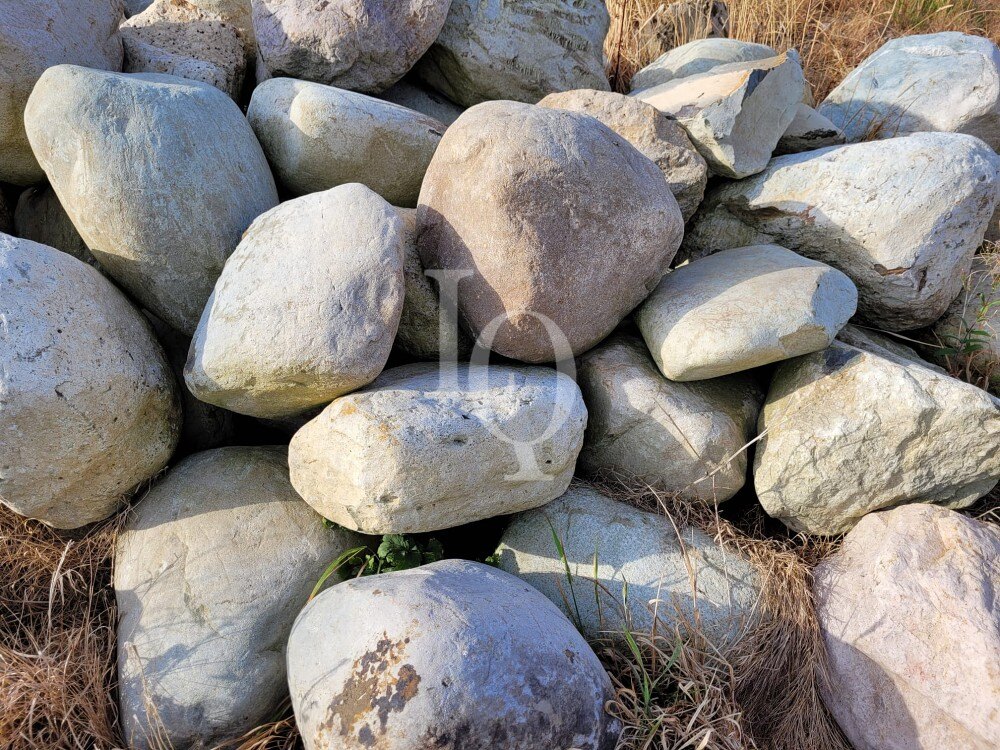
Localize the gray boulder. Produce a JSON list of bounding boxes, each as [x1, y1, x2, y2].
[[13, 185, 99, 268], [629, 37, 777, 93], [379, 76, 465, 125], [775, 103, 845, 155]]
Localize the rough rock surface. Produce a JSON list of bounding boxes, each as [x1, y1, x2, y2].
[[0, 235, 180, 529], [683, 132, 1000, 330], [13, 185, 99, 267], [815, 504, 1000, 750], [288, 560, 621, 750], [630, 37, 777, 93], [25, 66, 278, 334], [116, 446, 363, 750], [418, 101, 683, 363], [379, 76, 465, 125], [248, 78, 444, 207], [775, 103, 845, 155]]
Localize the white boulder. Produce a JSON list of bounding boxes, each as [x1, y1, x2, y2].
[[629, 37, 777, 93]]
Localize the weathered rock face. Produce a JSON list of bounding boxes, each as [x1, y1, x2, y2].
[[630, 37, 777, 93], [815, 504, 1000, 750], [187, 185, 405, 419], [289, 363, 587, 533], [775, 103, 845, 155], [636, 245, 858, 380], [13, 185, 98, 268], [418, 101, 683, 363], [248, 78, 444, 207], [497, 486, 761, 648], [252, 0, 451, 93], [288, 560, 621, 750], [0, 0, 124, 185], [754, 331, 1000, 535], [539, 89, 708, 221], [684, 132, 1000, 330], [379, 76, 465, 125], [0, 235, 180, 529], [820, 32, 1000, 148], [414, 0, 610, 107], [25, 66, 278, 334], [116, 446, 363, 750]]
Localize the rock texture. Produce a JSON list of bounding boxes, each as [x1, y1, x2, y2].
[[13, 185, 98, 267], [775, 103, 845, 155], [379, 76, 465, 125], [630, 37, 777, 93]]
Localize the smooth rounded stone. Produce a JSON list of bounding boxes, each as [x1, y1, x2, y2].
[[0, 0, 124, 186], [289, 559, 620, 750], [577, 335, 762, 503], [24, 66, 278, 335], [248, 78, 444, 207], [252, 0, 451, 93], [636, 245, 858, 380], [815, 504, 1000, 750], [116, 446, 364, 750], [754, 333, 1000, 536], [538, 89, 708, 221], [775, 103, 845, 155], [630, 37, 776, 93], [13, 185, 99, 268], [289, 363, 587, 533], [186, 185, 405, 419], [418, 101, 684, 363], [820, 32, 1000, 148], [379, 76, 465, 125], [683, 132, 1000, 331], [414, 0, 610, 107], [0, 235, 180, 529]]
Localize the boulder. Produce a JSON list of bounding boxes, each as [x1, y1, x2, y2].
[[538, 89, 708, 221], [288, 363, 587, 533], [13, 185, 99, 268], [815, 504, 1000, 750], [248, 78, 444, 207], [636, 245, 858, 380], [186, 0, 257, 60], [25, 66, 278, 334], [418, 101, 683, 363], [186, 185, 405, 418], [414, 0, 610, 107], [0, 235, 180, 529], [379, 76, 465, 125], [116, 446, 364, 750], [820, 32, 1000, 148], [0, 0, 124, 185], [775, 103, 845, 155], [629, 37, 777, 93], [577, 335, 762, 503], [288, 559, 620, 750], [683, 132, 1000, 330], [252, 0, 451, 93]]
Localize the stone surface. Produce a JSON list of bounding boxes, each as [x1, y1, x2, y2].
[[577, 335, 762, 503], [187, 185, 405, 418], [775, 103, 845, 155], [539, 89, 708, 221], [820, 32, 1000, 148], [288, 560, 620, 750], [379, 76, 465, 125], [754, 331, 1000, 535], [248, 78, 444, 207], [252, 0, 451, 93], [636, 245, 858, 380], [418, 101, 683, 363], [415, 0, 610, 107], [289, 363, 587, 533], [0, 0, 124, 185], [25, 66, 278, 334], [683, 132, 1000, 330], [630, 37, 776, 93], [116, 446, 363, 750], [0, 235, 180, 529], [13, 185, 99, 268], [815, 504, 1000, 750]]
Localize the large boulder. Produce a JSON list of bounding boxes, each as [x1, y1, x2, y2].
[[414, 0, 610, 107], [248, 78, 444, 207], [815, 504, 1000, 750], [116, 446, 363, 750], [629, 37, 777, 93], [418, 101, 683, 363], [0, 235, 180, 528], [684, 132, 1000, 330], [0, 0, 124, 185], [288, 363, 587, 533], [13, 185, 98, 268], [288, 560, 620, 750], [24, 66, 278, 334], [379, 76, 465, 125]]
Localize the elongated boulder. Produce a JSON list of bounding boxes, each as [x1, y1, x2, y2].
[[775, 103, 845, 154], [13, 185, 98, 267], [248, 78, 444, 207], [415, 0, 610, 107], [815, 504, 1000, 750], [630, 37, 776, 93], [288, 560, 620, 750], [379, 76, 465, 125], [418, 101, 683, 363], [0, 0, 124, 185], [0, 235, 180, 528], [116, 446, 363, 750], [289, 363, 587, 533], [684, 132, 1000, 330]]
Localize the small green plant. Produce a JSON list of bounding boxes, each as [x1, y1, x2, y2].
[[309, 534, 445, 601]]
